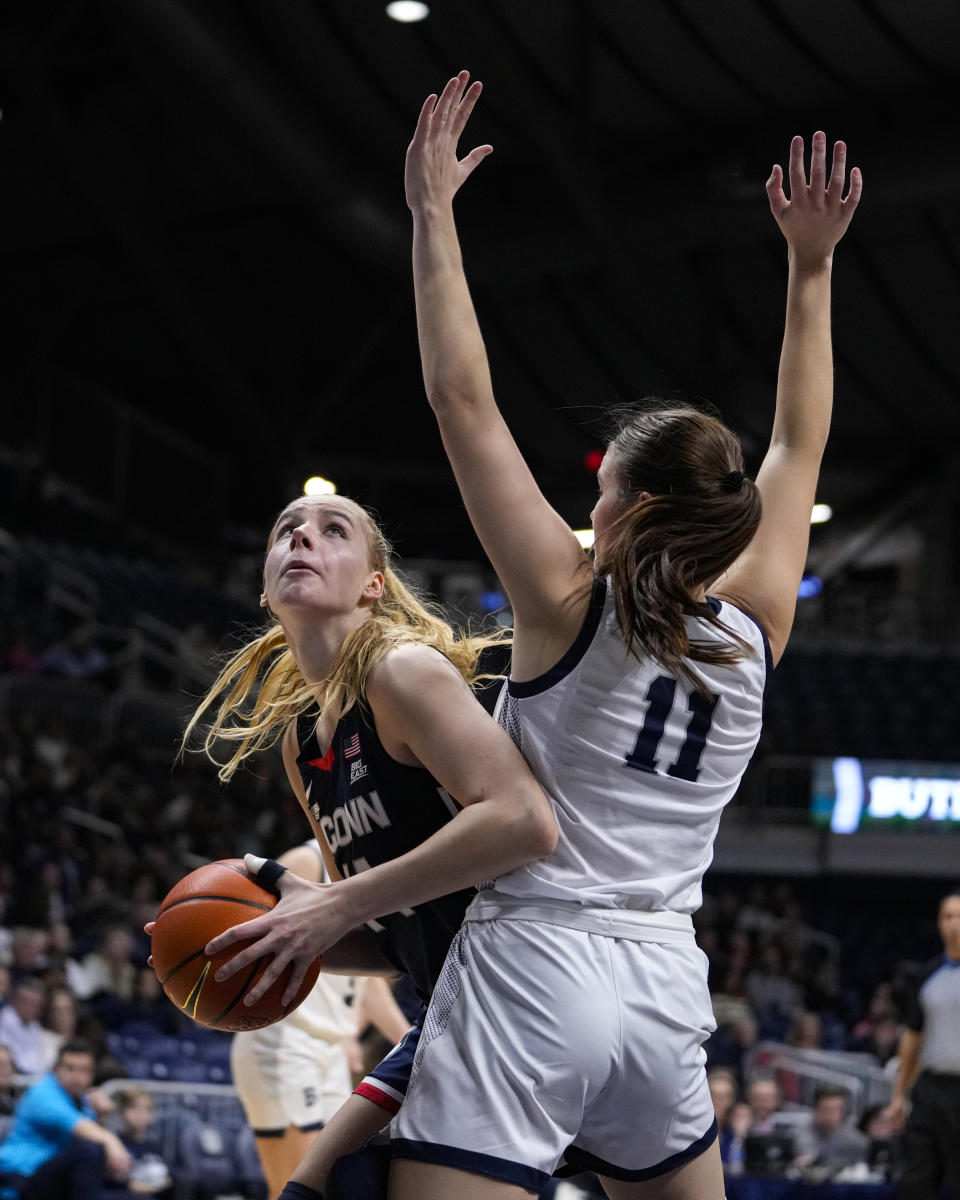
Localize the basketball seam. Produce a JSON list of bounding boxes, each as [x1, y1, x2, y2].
[[155, 894, 272, 919]]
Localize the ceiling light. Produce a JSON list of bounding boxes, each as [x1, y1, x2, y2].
[[574, 529, 594, 549], [303, 476, 337, 496], [811, 503, 833, 524], [386, 2, 429, 22]]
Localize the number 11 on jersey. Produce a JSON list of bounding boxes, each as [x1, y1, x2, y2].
[[625, 675, 719, 783]]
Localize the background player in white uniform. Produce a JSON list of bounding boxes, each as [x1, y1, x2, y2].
[[230, 840, 410, 1198], [390, 72, 862, 1200]]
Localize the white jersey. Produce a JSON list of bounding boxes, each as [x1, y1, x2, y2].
[[483, 576, 769, 933]]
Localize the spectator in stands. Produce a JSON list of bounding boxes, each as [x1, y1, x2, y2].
[[744, 1072, 785, 1136], [745, 943, 803, 1020], [0, 1037, 131, 1198], [80, 927, 135, 1003], [44, 925, 90, 999], [97, 967, 183, 1037], [38, 986, 78, 1073], [708, 1068, 751, 1174], [849, 982, 904, 1066], [884, 886, 960, 1200], [0, 1043, 17, 1116], [0, 979, 47, 1076], [102, 1088, 172, 1199], [785, 1010, 824, 1051], [7, 930, 49, 983], [792, 1085, 869, 1178]]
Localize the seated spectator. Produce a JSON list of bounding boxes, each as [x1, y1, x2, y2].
[[0, 1043, 17, 1116], [103, 1088, 172, 1199], [709, 1067, 751, 1174], [38, 986, 78, 1074], [740, 1073, 795, 1178], [44, 925, 91, 999], [745, 943, 803, 1019], [0, 1038, 131, 1199], [7, 930, 50, 983], [744, 1072, 786, 1135], [785, 1009, 823, 1051], [0, 979, 47, 1076], [849, 982, 904, 1066], [792, 1084, 869, 1179], [99, 967, 184, 1037], [80, 928, 135, 1004]]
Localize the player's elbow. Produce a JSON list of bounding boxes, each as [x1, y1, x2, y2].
[[513, 788, 559, 859]]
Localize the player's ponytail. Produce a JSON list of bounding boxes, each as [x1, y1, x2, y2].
[[599, 403, 762, 688]]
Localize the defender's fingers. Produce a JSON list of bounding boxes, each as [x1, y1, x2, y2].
[[809, 131, 827, 194], [841, 165, 863, 213], [787, 134, 806, 200], [827, 140, 847, 200], [435, 73, 466, 127], [766, 164, 787, 216], [448, 79, 484, 140], [459, 144, 493, 181], [413, 92, 438, 139]]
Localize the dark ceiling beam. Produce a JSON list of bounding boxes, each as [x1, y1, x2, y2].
[[114, 0, 407, 266], [0, 41, 272, 443]]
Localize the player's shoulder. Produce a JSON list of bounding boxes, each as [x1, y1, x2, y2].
[[367, 642, 464, 699]]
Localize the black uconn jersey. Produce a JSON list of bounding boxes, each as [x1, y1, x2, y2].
[[296, 704, 474, 1003]]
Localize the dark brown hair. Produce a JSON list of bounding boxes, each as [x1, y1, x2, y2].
[[600, 402, 762, 688]]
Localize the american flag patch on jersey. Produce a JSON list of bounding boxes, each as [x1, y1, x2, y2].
[[343, 733, 361, 759]]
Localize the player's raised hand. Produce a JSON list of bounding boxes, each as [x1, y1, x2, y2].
[[203, 854, 354, 1008], [766, 133, 862, 264], [405, 70, 492, 212]]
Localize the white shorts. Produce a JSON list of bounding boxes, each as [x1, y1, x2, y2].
[[391, 918, 717, 1191], [230, 1022, 353, 1134]]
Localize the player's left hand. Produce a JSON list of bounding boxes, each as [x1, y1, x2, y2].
[[405, 69, 492, 212], [203, 853, 356, 1007]]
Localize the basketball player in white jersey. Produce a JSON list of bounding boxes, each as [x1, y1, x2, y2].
[[387, 73, 862, 1200], [230, 841, 411, 1198]]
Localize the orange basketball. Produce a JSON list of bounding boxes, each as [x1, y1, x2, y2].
[[151, 858, 322, 1032]]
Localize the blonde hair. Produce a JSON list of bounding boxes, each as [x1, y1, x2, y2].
[[184, 498, 509, 782]]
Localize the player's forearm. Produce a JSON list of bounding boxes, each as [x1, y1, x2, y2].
[[336, 789, 557, 928], [411, 203, 496, 418], [770, 254, 834, 455]]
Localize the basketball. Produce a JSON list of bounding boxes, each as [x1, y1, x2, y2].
[[151, 858, 322, 1032]]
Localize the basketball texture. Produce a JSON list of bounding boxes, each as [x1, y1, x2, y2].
[[151, 858, 322, 1032]]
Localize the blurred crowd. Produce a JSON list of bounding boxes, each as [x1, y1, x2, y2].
[[0, 687, 940, 1192]]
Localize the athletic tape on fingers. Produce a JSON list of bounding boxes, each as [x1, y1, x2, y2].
[[244, 852, 288, 897]]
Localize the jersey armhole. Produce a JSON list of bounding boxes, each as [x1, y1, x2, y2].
[[707, 595, 774, 684]]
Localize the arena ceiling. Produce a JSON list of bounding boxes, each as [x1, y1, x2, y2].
[[2, 0, 959, 569]]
